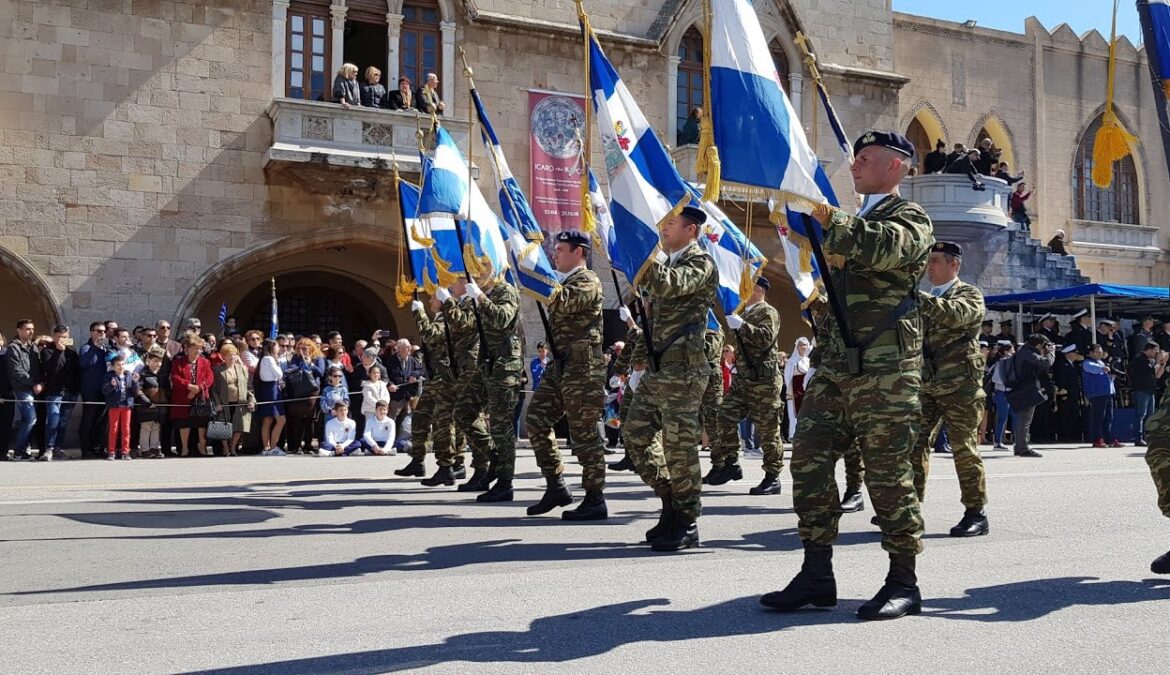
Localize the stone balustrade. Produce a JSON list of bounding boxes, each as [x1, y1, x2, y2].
[[898, 174, 1012, 228]]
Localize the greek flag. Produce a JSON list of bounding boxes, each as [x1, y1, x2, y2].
[[399, 175, 462, 292], [690, 188, 767, 315], [269, 279, 278, 340], [217, 302, 228, 327], [587, 27, 689, 285], [418, 127, 509, 283], [470, 88, 559, 302], [587, 168, 618, 265]]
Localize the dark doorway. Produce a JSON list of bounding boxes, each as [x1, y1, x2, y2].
[[344, 21, 389, 87], [235, 272, 395, 342], [906, 117, 930, 174]]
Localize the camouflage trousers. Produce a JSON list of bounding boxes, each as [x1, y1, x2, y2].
[[454, 367, 520, 480], [410, 378, 480, 468], [699, 367, 722, 448], [844, 440, 864, 491], [913, 386, 988, 509], [624, 364, 707, 519], [792, 366, 925, 557], [1143, 400, 1170, 518], [713, 375, 783, 476], [525, 360, 607, 491]]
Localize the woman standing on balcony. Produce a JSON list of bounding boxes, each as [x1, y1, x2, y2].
[[333, 63, 360, 108], [360, 67, 389, 108], [387, 77, 413, 111]]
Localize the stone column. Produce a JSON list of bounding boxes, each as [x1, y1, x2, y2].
[[666, 55, 680, 145], [330, 3, 347, 98], [386, 13, 404, 80], [789, 72, 803, 121], [272, 0, 290, 99], [441, 21, 456, 113]]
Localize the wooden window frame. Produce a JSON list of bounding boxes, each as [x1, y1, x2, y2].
[[286, 6, 332, 102], [401, 0, 442, 91]]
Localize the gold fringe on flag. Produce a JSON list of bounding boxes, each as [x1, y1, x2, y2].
[[576, 0, 598, 237], [1092, 0, 1138, 188], [696, 0, 722, 201]]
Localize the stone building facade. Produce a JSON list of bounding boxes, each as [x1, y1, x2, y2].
[[0, 0, 1165, 349]]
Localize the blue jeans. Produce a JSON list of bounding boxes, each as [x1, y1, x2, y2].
[[1088, 395, 1115, 443], [12, 391, 37, 453], [1133, 390, 1156, 441], [739, 418, 758, 450], [993, 390, 1013, 445], [44, 393, 78, 450]]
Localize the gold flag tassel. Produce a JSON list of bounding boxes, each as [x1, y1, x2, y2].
[[1092, 0, 1138, 188], [392, 163, 418, 307], [575, 3, 599, 238], [696, 0, 721, 202]]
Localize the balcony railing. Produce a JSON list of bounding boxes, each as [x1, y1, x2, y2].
[[898, 174, 1012, 228], [265, 98, 471, 173], [1067, 218, 1160, 252]]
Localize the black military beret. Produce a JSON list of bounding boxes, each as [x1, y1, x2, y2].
[[679, 205, 707, 226], [853, 130, 915, 159], [982, 319, 994, 326], [755, 276, 771, 291], [932, 241, 962, 258], [555, 230, 591, 249], [999, 320, 1014, 327]]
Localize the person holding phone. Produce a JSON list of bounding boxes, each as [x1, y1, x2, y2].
[[40, 324, 80, 461]]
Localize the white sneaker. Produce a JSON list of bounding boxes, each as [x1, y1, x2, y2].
[[317, 449, 335, 457], [261, 448, 286, 456]]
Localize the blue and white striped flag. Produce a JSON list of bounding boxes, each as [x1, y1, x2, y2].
[[587, 28, 688, 286], [689, 187, 767, 315], [587, 168, 618, 265], [400, 174, 462, 293], [418, 127, 509, 283], [217, 302, 228, 328], [470, 88, 560, 302]]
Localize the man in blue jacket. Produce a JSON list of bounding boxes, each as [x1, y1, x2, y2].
[[1082, 344, 1122, 448], [78, 321, 112, 458]]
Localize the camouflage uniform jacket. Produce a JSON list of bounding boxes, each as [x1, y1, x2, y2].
[[437, 297, 481, 379], [919, 278, 986, 396], [442, 283, 521, 380], [548, 266, 604, 366], [704, 323, 725, 372], [733, 301, 781, 382], [614, 324, 645, 376], [413, 306, 454, 383], [812, 194, 934, 373], [642, 241, 717, 370]]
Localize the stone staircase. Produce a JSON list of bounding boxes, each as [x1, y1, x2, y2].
[[983, 224, 1091, 295]]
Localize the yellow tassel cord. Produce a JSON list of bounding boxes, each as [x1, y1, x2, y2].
[[695, 0, 721, 202], [1092, 0, 1138, 189], [391, 163, 418, 308], [576, 1, 598, 239]]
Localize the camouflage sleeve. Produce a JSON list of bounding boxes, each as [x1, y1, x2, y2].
[[554, 273, 604, 316], [412, 307, 444, 344], [918, 284, 986, 330], [823, 203, 933, 272], [440, 297, 473, 332], [736, 305, 779, 351], [642, 252, 715, 300], [476, 283, 520, 331]]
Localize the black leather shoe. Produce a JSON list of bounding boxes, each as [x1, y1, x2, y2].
[[457, 468, 490, 492], [526, 476, 573, 516], [452, 463, 467, 480], [646, 496, 674, 542], [650, 514, 699, 551], [562, 490, 608, 521], [394, 458, 426, 477], [839, 487, 865, 513], [760, 542, 837, 611], [1151, 550, 1170, 575], [707, 463, 743, 486], [476, 480, 514, 503], [949, 509, 989, 537], [934, 444, 952, 454], [749, 473, 781, 495], [857, 555, 922, 620], [420, 465, 456, 487], [1014, 449, 1043, 458], [608, 455, 635, 472]]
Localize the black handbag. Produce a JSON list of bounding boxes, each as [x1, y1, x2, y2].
[[190, 396, 214, 419]]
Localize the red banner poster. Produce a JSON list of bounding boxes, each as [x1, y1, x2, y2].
[[528, 91, 586, 234]]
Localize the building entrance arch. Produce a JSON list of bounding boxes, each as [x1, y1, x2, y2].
[[0, 246, 62, 333]]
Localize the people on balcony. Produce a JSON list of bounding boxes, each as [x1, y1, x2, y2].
[[359, 67, 389, 109], [677, 107, 702, 146], [388, 77, 414, 111], [416, 73, 446, 116], [333, 63, 360, 108], [923, 139, 948, 174], [945, 148, 986, 191]]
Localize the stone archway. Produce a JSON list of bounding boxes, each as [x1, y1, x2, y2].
[[970, 112, 1016, 167], [0, 246, 62, 335]]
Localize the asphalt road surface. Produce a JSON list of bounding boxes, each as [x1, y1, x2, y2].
[[1, 442, 1167, 674]]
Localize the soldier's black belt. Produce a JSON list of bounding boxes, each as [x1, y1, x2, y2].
[[652, 322, 703, 366], [843, 292, 917, 376]]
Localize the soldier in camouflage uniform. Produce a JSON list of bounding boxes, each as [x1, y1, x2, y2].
[[841, 442, 865, 512], [914, 241, 990, 537], [710, 276, 784, 495], [525, 231, 609, 520], [699, 319, 724, 455], [1143, 398, 1170, 573], [761, 131, 931, 621], [623, 205, 718, 552], [441, 272, 523, 502]]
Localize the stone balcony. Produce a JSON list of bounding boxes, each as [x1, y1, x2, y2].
[[264, 98, 471, 175], [898, 174, 1012, 229]]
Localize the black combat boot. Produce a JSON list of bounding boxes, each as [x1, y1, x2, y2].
[[1150, 550, 1170, 575], [458, 466, 491, 492], [645, 495, 675, 542], [857, 555, 922, 620], [562, 490, 608, 521], [839, 486, 865, 513], [526, 475, 573, 516], [749, 473, 781, 495], [394, 457, 426, 477], [608, 454, 635, 472], [701, 466, 717, 484], [707, 463, 743, 486], [650, 513, 699, 552], [948, 508, 990, 537], [476, 479, 514, 503], [420, 465, 456, 487], [452, 460, 467, 480], [760, 541, 837, 611]]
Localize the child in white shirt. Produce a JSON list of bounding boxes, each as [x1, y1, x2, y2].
[[321, 401, 361, 456], [361, 400, 397, 456], [361, 365, 391, 418]]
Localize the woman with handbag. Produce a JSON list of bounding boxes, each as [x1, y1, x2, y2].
[[170, 334, 215, 456], [283, 337, 325, 454], [211, 343, 256, 457]]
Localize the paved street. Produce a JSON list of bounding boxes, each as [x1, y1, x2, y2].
[[1, 442, 1167, 674]]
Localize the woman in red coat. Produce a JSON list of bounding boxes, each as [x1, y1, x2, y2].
[[171, 335, 215, 456]]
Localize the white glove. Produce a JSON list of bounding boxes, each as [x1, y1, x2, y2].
[[726, 314, 744, 330], [435, 288, 451, 303], [410, 300, 424, 312], [618, 306, 632, 323], [465, 282, 482, 300], [785, 199, 814, 216]]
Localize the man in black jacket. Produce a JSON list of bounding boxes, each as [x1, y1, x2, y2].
[[40, 325, 81, 460], [944, 149, 985, 190], [1005, 334, 1053, 457], [923, 139, 948, 174], [5, 319, 42, 460], [1063, 310, 1093, 355], [385, 338, 425, 447]]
